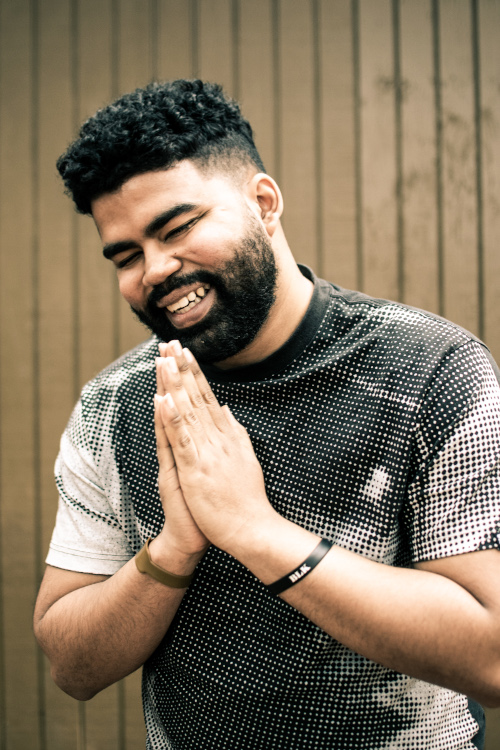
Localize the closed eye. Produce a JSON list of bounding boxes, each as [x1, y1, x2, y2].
[[116, 250, 142, 269], [164, 215, 201, 241]]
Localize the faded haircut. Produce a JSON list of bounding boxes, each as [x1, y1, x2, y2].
[[57, 79, 266, 215]]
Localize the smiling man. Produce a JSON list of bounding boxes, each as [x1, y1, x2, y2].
[[34, 80, 500, 750]]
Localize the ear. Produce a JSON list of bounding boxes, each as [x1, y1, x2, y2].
[[246, 173, 283, 237]]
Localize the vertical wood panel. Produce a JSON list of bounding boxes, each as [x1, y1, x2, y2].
[[1, 2, 500, 748], [439, 0, 479, 333], [400, 0, 440, 313], [113, 4, 157, 745], [238, 0, 276, 177], [479, 0, 500, 362], [197, 0, 236, 95], [37, 0, 79, 746], [485, 707, 500, 750], [116, 0, 155, 356], [123, 669, 145, 749], [0, 2, 40, 747], [359, 0, 399, 300], [318, 0, 357, 289], [157, 0, 195, 80], [76, 0, 117, 389], [278, 0, 318, 269], [85, 685, 121, 750]]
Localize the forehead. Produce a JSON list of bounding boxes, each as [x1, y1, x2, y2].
[[91, 160, 246, 238]]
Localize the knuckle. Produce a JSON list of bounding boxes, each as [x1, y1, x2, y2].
[[203, 389, 217, 405], [179, 432, 192, 449], [171, 413, 183, 428], [191, 393, 204, 410], [185, 410, 199, 427], [178, 360, 190, 373]]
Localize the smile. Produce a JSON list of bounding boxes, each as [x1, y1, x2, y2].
[[166, 284, 210, 314]]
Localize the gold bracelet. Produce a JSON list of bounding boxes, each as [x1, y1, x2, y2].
[[135, 538, 195, 588]]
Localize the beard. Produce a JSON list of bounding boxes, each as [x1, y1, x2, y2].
[[131, 214, 279, 365]]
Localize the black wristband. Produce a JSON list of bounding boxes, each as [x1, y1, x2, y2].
[[266, 538, 332, 595]]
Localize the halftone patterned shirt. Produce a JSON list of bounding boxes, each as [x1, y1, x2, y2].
[[47, 267, 500, 749]]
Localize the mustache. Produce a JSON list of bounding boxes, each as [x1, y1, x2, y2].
[[147, 270, 220, 307]]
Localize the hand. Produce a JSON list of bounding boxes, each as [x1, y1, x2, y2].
[[155, 345, 277, 557], [154, 341, 209, 559]]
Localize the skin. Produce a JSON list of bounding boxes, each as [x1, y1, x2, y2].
[[34, 161, 500, 709]]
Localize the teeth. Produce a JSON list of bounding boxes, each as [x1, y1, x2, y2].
[[177, 300, 197, 314], [168, 295, 188, 313], [166, 285, 210, 313]]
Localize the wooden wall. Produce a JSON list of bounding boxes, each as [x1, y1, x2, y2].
[[0, 0, 499, 747]]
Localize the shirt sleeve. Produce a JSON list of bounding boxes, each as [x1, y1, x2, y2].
[[405, 341, 500, 563], [46, 398, 136, 574]]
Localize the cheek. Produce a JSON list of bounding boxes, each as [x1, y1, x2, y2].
[[193, 223, 239, 261], [117, 270, 145, 307]]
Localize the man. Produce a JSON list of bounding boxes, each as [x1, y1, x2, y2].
[[34, 79, 500, 749]]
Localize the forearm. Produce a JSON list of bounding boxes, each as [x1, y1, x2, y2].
[[234, 513, 500, 706], [35, 540, 202, 701]]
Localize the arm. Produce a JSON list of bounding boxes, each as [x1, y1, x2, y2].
[[156, 345, 500, 707], [34, 353, 208, 701], [34, 556, 192, 700]]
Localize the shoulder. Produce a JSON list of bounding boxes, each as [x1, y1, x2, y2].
[[71, 337, 158, 446], [320, 279, 497, 374], [323, 281, 470, 344], [81, 336, 158, 404]]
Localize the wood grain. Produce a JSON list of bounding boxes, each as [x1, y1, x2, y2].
[[0, 1, 499, 747]]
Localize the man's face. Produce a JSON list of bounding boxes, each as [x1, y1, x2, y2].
[[92, 163, 278, 364]]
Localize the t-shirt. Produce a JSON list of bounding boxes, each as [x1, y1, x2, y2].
[[47, 266, 500, 749]]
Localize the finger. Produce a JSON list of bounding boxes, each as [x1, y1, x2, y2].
[[154, 395, 185, 508], [160, 391, 199, 466], [156, 358, 167, 396], [160, 356, 208, 441], [221, 403, 237, 427], [166, 341, 197, 388], [162, 344, 214, 429], [154, 395, 178, 481], [156, 341, 190, 405], [222, 404, 249, 439], [154, 394, 171, 452], [183, 348, 228, 431]]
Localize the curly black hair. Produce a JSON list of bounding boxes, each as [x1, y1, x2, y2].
[[57, 79, 266, 215]]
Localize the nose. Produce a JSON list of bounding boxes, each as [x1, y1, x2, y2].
[[142, 241, 182, 288]]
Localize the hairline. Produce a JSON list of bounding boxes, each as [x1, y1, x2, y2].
[[89, 153, 261, 216]]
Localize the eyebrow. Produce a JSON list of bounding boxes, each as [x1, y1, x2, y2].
[[102, 202, 200, 259]]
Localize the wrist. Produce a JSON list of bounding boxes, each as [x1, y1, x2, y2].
[[221, 505, 283, 561], [149, 532, 207, 576], [231, 512, 321, 586]]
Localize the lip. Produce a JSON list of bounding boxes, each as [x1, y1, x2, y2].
[[156, 282, 210, 310], [163, 286, 215, 329]]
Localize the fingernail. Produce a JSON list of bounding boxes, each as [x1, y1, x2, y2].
[[165, 392, 175, 411], [183, 348, 194, 363], [172, 340, 182, 356]]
